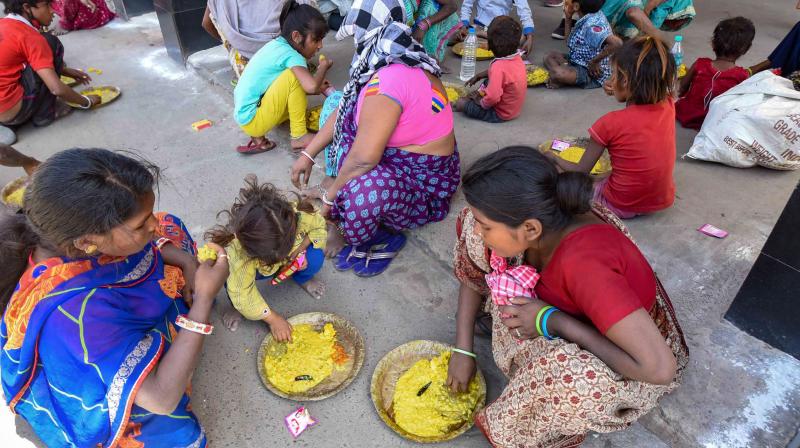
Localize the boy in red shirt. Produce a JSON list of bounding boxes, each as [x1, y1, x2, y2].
[[454, 16, 527, 123], [549, 37, 677, 218]]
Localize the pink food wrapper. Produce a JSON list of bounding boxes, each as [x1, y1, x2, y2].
[[698, 224, 728, 239], [285, 406, 317, 438], [551, 139, 571, 152]]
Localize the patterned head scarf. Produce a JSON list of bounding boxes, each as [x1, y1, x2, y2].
[[326, 0, 440, 175]]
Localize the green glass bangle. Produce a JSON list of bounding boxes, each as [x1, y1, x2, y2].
[[452, 348, 477, 359], [535, 305, 554, 337]]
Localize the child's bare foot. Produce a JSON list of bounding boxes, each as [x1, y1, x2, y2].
[[0, 145, 39, 175], [222, 309, 242, 332], [291, 133, 316, 150], [300, 277, 326, 300], [546, 78, 562, 89], [324, 224, 347, 258]]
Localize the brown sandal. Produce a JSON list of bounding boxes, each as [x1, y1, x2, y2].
[[236, 138, 276, 155]]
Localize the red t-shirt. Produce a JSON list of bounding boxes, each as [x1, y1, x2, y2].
[[535, 224, 657, 334], [676, 58, 749, 130], [589, 98, 676, 214], [0, 18, 54, 113], [480, 54, 527, 121]]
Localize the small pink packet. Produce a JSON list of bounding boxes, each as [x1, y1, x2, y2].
[[285, 406, 317, 438], [698, 224, 728, 239], [551, 139, 571, 152]]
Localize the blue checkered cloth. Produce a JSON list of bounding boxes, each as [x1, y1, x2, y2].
[[568, 11, 613, 83]]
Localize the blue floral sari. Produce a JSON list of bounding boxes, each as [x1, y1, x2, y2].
[[1, 214, 205, 448]]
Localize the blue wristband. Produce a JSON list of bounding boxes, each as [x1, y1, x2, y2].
[[523, 26, 535, 36], [541, 307, 559, 340], [462, 20, 470, 27]]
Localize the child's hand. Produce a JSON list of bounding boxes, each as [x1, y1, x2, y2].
[[87, 95, 102, 107], [319, 56, 333, 71], [588, 59, 602, 78], [266, 313, 293, 342], [465, 74, 482, 87], [181, 259, 199, 305]]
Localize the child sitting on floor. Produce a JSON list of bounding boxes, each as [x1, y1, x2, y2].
[[233, 0, 332, 154], [455, 16, 527, 123], [207, 176, 327, 340], [458, 0, 535, 58], [676, 17, 755, 130], [544, 0, 622, 89], [549, 36, 676, 219]]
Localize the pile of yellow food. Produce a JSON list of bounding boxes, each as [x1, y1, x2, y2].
[[80, 87, 117, 103], [677, 63, 687, 78], [527, 66, 549, 86], [264, 323, 349, 394], [557, 146, 606, 174], [306, 106, 322, 131], [475, 48, 493, 58], [445, 86, 461, 102], [196, 244, 217, 263], [392, 351, 481, 438], [3, 186, 25, 207]]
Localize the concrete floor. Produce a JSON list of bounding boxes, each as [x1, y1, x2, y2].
[[3, 1, 800, 446]]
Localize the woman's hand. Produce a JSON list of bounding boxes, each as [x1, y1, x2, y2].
[[498, 296, 550, 339], [291, 156, 315, 189], [447, 351, 477, 393], [519, 34, 534, 59], [412, 27, 427, 44], [192, 243, 229, 306], [265, 312, 293, 342], [63, 67, 92, 85]]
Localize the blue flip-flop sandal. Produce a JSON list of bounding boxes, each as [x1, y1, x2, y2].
[[334, 244, 369, 271], [353, 232, 407, 277]]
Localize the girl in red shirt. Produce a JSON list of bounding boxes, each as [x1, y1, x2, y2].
[[448, 147, 688, 447], [676, 17, 755, 130], [550, 36, 677, 219], [0, 0, 100, 137]]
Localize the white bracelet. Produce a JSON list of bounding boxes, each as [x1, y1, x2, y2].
[[300, 150, 316, 165], [80, 95, 92, 109], [321, 191, 335, 206]]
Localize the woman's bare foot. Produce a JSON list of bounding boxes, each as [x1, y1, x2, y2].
[[300, 277, 326, 300], [0, 145, 40, 175], [291, 133, 316, 150], [324, 224, 347, 258], [222, 309, 242, 332], [55, 101, 73, 119]]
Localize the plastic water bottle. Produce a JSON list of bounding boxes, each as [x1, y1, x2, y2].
[[671, 35, 683, 67], [460, 27, 477, 82]]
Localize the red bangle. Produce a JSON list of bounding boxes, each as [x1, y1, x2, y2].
[[175, 314, 214, 335]]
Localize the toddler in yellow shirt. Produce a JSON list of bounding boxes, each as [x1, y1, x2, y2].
[[207, 176, 326, 341]]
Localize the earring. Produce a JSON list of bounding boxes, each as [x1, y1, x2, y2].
[[86, 244, 98, 255]]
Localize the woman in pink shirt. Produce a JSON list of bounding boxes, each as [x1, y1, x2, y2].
[[290, 0, 459, 277]]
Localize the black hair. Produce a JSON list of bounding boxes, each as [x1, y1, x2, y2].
[[0, 148, 158, 311], [575, 0, 605, 14], [712, 17, 755, 60], [4, 0, 50, 15], [462, 146, 593, 231], [279, 0, 329, 45], [487, 16, 521, 58], [206, 175, 315, 267], [611, 36, 676, 105]]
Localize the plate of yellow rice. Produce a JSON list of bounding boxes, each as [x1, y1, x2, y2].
[[258, 312, 364, 401], [67, 86, 121, 109], [539, 137, 612, 175], [371, 340, 486, 443], [452, 42, 494, 61]]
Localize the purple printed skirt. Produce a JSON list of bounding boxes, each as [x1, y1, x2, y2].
[[330, 147, 460, 245]]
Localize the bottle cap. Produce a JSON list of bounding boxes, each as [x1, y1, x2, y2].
[[674, 35, 682, 42], [468, 27, 476, 34]]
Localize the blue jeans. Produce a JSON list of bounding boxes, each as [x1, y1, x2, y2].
[[571, 62, 603, 89], [463, 99, 505, 123], [254, 246, 325, 285]]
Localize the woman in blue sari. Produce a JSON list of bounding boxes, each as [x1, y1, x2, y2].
[[0, 148, 229, 447]]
